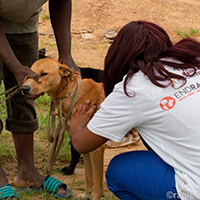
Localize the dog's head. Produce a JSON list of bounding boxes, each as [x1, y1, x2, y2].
[[21, 58, 74, 99]]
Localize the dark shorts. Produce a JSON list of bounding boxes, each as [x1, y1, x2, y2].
[[1, 32, 39, 133]]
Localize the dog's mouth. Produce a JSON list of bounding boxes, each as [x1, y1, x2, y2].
[[21, 92, 45, 99], [21, 85, 44, 99]]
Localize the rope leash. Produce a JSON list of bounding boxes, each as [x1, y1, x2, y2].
[[46, 76, 81, 174], [0, 85, 21, 104]]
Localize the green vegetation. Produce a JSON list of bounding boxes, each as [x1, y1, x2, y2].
[[41, 13, 50, 20], [177, 28, 199, 38]]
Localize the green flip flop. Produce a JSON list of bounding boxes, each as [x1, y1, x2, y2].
[[40, 176, 73, 198], [0, 184, 19, 200], [16, 176, 73, 199]]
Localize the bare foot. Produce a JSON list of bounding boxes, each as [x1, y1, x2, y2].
[[14, 174, 68, 195], [13, 171, 44, 188]]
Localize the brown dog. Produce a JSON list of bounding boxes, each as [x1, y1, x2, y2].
[[22, 58, 105, 200]]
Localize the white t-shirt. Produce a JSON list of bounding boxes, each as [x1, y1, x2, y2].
[[88, 61, 200, 200]]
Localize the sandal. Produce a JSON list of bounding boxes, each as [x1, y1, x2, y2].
[[16, 176, 73, 199], [41, 176, 73, 198], [0, 184, 19, 199]]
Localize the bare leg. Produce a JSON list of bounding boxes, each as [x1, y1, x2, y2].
[[12, 132, 44, 187], [0, 163, 9, 187], [12, 132, 67, 195]]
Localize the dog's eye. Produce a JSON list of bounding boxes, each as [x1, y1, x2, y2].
[[40, 72, 48, 77]]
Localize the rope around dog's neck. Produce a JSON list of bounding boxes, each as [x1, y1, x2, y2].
[[0, 85, 21, 104], [46, 76, 81, 174]]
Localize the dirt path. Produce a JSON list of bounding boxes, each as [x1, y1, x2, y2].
[[39, 0, 200, 70]]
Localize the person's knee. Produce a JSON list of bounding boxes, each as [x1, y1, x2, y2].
[[105, 151, 149, 192], [105, 154, 122, 191], [105, 154, 137, 199], [106, 154, 120, 176]]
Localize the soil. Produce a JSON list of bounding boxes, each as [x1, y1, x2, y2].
[[39, 0, 200, 70], [2, 0, 200, 199]]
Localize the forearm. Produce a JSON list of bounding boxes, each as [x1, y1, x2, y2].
[[70, 101, 108, 154], [49, 1, 73, 61], [70, 126, 108, 154], [0, 25, 22, 73], [0, 25, 41, 86]]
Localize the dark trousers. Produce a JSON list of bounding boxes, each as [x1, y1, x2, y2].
[[1, 32, 39, 133]]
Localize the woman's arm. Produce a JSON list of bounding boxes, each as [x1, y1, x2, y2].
[[70, 100, 108, 154], [0, 25, 41, 86]]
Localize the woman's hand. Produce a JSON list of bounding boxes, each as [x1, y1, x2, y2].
[[70, 100, 108, 154], [71, 100, 96, 132]]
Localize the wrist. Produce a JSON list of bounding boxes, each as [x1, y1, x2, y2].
[[58, 57, 80, 72]]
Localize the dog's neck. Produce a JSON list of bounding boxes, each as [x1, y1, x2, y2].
[[51, 74, 81, 117]]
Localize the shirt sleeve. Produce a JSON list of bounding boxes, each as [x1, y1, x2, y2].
[[87, 83, 142, 142]]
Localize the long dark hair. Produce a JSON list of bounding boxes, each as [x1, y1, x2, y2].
[[103, 21, 200, 96]]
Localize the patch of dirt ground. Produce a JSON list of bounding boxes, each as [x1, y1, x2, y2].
[[2, 0, 200, 199], [39, 0, 200, 69]]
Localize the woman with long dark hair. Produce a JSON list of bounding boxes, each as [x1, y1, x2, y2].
[[70, 21, 200, 199]]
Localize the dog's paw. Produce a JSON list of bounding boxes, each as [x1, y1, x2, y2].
[[77, 192, 90, 199], [61, 166, 75, 175]]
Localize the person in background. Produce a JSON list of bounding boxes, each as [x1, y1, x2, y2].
[[70, 20, 200, 200], [0, 0, 79, 199]]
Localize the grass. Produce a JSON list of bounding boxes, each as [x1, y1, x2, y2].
[[0, 82, 15, 162], [40, 39, 57, 48], [177, 28, 199, 38], [0, 83, 7, 121], [41, 13, 50, 20]]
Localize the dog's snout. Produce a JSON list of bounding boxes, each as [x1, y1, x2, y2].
[[21, 85, 31, 94]]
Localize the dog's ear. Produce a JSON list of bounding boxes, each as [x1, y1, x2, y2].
[[59, 64, 74, 82]]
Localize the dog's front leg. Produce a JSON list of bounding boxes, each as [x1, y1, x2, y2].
[[61, 142, 80, 175], [82, 153, 93, 196], [90, 145, 105, 200]]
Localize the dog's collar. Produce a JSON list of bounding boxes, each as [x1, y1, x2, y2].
[[54, 75, 81, 117], [66, 75, 81, 119], [52, 75, 81, 111]]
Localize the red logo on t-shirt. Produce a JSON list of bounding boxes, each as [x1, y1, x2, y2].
[[160, 97, 176, 110]]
